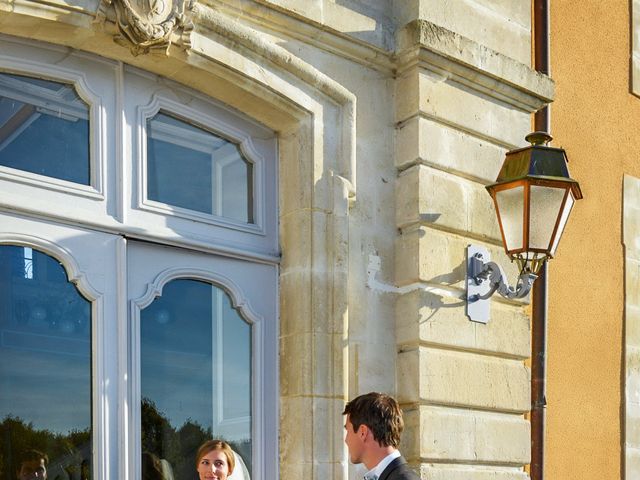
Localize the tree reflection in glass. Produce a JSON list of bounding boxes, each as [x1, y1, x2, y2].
[[0, 246, 92, 480], [140, 279, 251, 480]]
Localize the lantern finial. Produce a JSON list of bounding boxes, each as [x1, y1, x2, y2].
[[525, 131, 553, 146]]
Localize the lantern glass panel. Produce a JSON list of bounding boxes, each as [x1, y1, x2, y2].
[[529, 185, 567, 251], [550, 193, 575, 255], [495, 185, 524, 252]]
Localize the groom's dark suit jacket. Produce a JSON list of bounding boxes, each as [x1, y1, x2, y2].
[[378, 456, 419, 480]]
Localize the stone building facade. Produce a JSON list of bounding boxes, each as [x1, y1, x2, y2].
[[0, 1, 553, 480]]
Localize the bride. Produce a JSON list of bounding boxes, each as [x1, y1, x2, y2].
[[196, 440, 250, 480]]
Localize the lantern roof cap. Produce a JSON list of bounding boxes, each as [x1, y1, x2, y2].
[[488, 131, 583, 199]]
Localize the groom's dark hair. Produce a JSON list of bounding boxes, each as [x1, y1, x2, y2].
[[343, 392, 403, 448]]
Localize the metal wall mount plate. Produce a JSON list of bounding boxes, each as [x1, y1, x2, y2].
[[466, 244, 491, 323]]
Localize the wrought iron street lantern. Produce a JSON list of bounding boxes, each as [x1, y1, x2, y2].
[[466, 132, 582, 323]]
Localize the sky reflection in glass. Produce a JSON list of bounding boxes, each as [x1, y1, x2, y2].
[[0, 245, 92, 479], [147, 112, 253, 223], [0, 73, 90, 184], [140, 279, 252, 474]]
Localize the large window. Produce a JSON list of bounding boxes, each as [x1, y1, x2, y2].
[[0, 246, 92, 480], [0, 40, 277, 480]]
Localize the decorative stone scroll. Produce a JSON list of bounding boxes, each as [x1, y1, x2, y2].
[[94, 0, 194, 55]]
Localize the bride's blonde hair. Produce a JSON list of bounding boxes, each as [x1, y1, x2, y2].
[[195, 440, 235, 474]]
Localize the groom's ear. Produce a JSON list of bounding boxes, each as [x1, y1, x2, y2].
[[358, 423, 371, 440]]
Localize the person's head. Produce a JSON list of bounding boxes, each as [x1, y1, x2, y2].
[[141, 452, 166, 480], [195, 440, 235, 480], [342, 392, 404, 465], [16, 449, 48, 480]]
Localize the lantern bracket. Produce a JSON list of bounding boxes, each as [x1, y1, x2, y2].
[[466, 244, 538, 323]]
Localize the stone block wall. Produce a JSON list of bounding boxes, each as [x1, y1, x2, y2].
[[396, 0, 532, 64], [393, 11, 553, 479]]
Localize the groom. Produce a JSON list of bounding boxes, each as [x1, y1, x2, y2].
[[343, 392, 419, 480]]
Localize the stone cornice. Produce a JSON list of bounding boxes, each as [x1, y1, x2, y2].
[[0, 0, 554, 113], [396, 20, 554, 112], [195, 4, 553, 110], [200, 0, 395, 72]]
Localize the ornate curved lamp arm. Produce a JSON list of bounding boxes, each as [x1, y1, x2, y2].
[[466, 245, 538, 323], [469, 258, 537, 300]]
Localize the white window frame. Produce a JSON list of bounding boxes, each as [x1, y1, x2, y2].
[[0, 219, 119, 480], [128, 265, 267, 480], [0, 55, 106, 199], [121, 65, 278, 257], [0, 38, 279, 480], [138, 96, 266, 235]]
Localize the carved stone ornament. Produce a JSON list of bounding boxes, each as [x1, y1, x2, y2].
[[95, 0, 194, 55]]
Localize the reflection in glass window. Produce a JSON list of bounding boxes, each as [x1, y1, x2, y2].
[[140, 279, 251, 480], [147, 112, 254, 223], [0, 246, 92, 480], [0, 73, 90, 185]]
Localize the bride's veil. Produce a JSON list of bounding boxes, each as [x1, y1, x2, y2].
[[228, 451, 250, 480]]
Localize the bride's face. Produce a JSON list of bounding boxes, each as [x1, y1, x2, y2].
[[197, 449, 230, 480]]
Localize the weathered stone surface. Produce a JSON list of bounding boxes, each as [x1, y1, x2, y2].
[[395, 20, 553, 112], [627, 447, 640, 480], [251, 0, 393, 50], [413, 0, 531, 64], [624, 177, 640, 259], [403, 406, 530, 464], [280, 332, 313, 396], [473, 0, 530, 29], [393, 0, 531, 65], [280, 396, 314, 462], [398, 347, 530, 412], [396, 164, 501, 240], [628, 259, 640, 309], [395, 226, 521, 288], [628, 305, 640, 348], [627, 346, 640, 408], [420, 464, 530, 480], [396, 289, 530, 359], [395, 67, 532, 147], [626, 397, 640, 450], [625, 175, 640, 480], [395, 115, 507, 183], [419, 464, 529, 480]]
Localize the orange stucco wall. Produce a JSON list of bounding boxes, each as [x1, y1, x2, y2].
[[546, 1, 640, 479]]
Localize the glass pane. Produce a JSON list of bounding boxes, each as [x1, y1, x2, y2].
[[0, 246, 92, 480], [495, 186, 524, 252], [0, 72, 90, 184], [140, 279, 251, 480], [147, 112, 254, 223], [529, 185, 567, 250], [550, 193, 575, 256]]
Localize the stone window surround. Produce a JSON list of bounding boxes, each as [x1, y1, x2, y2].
[[625, 175, 640, 479]]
